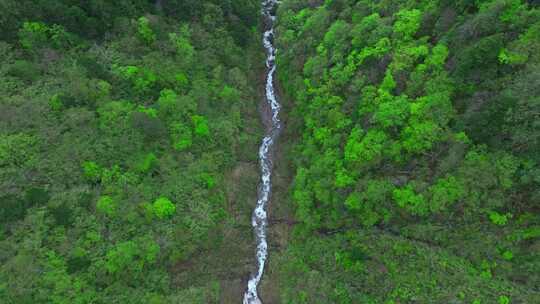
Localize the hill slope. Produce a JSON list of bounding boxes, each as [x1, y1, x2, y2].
[[272, 0, 540, 303], [0, 1, 264, 302]]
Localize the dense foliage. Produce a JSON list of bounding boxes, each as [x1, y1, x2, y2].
[[0, 0, 263, 302], [2, 0, 540, 303], [273, 0, 540, 303]]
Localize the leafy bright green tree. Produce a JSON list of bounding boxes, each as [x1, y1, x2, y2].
[[18, 22, 48, 50], [401, 120, 441, 154], [152, 197, 176, 219], [82, 161, 102, 183], [345, 129, 387, 165], [393, 9, 422, 39], [489, 211, 510, 226], [373, 95, 410, 128], [191, 115, 210, 137], [96, 195, 117, 217], [393, 183, 428, 215]]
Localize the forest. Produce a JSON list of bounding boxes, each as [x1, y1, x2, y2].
[[0, 0, 265, 302], [267, 0, 540, 303], [1, 0, 539, 303]]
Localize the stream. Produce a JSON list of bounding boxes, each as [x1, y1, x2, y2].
[[243, 0, 282, 303]]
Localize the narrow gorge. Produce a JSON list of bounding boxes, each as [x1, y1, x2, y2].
[[243, 0, 282, 303], [1, 1, 540, 303]]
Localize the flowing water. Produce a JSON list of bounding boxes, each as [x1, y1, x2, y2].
[[243, 1, 281, 303]]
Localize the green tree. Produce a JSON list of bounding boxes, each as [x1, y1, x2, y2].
[[191, 115, 210, 137], [40, 251, 95, 304], [0, 133, 37, 167], [345, 128, 387, 166], [401, 120, 441, 154], [171, 122, 193, 150], [219, 85, 241, 103], [152, 197, 176, 219], [428, 175, 465, 213], [393, 183, 428, 215], [105, 241, 138, 274], [18, 22, 48, 50], [133, 153, 157, 174], [82, 161, 102, 183], [373, 95, 410, 128], [137, 16, 155, 44], [169, 24, 195, 64], [96, 195, 116, 217], [393, 9, 422, 39]]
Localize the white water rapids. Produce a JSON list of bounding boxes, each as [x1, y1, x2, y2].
[[243, 1, 282, 303]]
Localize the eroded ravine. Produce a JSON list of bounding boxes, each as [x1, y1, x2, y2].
[[243, 0, 282, 303]]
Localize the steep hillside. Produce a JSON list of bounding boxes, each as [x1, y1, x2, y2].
[[273, 0, 540, 303], [0, 1, 264, 302], [2, 1, 540, 303]]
